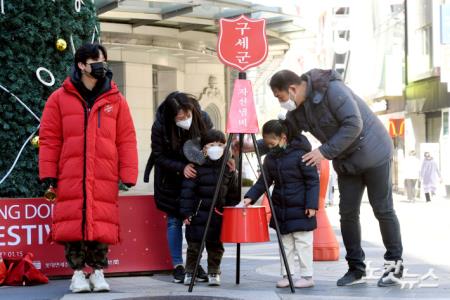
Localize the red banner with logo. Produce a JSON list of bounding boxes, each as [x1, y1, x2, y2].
[[217, 15, 268, 71], [0, 195, 171, 276]]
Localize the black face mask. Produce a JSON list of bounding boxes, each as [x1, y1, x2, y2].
[[269, 144, 287, 155], [89, 62, 108, 79]]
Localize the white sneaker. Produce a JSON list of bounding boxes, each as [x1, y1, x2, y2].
[[70, 270, 91, 293], [184, 272, 194, 286], [295, 277, 315, 288], [89, 269, 110, 292], [208, 273, 221, 286], [276, 276, 290, 288]]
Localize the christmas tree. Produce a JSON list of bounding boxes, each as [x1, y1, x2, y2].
[[0, 1, 99, 197]]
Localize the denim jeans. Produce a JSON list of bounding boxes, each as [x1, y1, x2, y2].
[[167, 215, 183, 267], [338, 160, 403, 273]]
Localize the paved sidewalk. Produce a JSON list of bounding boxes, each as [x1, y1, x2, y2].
[[2, 194, 450, 300]]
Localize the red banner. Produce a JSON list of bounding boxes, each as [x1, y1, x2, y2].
[[217, 15, 268, 71], [226, 79, 259, 133], [0, 195, 171, 276]]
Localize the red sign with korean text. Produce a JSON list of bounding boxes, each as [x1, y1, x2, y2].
[[217, 15, 268, 71], [0, 195, 172, 276], [226, 79, 259, 133]]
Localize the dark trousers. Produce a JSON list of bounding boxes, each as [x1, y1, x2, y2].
[[404, 179, 417, 200], [185, 241, 224, 274], [338, 160, 403, 273], [65, 241, 109, 270]]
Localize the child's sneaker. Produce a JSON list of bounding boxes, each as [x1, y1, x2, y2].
[[184, 272, 194, 286], [197, 265, 208, 282], [208, 273, 221, 286], [89, 269, 110, 292], [70, 270, 91, 293], [276, 275, 291, 288], [295, 277, 314, 288]]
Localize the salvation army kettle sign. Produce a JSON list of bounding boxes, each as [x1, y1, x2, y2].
[[218, 15, 268, 134], [217, 15, 268, 72]]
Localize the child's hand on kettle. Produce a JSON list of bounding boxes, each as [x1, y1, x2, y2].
[[241, 198, 252, 207], [305, 209, 317, 218]]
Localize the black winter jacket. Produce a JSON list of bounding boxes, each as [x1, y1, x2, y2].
[[180, 159, 240, 243], [285, 69, 393, 175], [150, 102, 213, 217], [245, 135, 319, 234]]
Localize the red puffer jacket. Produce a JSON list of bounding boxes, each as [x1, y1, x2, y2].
[[39, 77, 138, 245]]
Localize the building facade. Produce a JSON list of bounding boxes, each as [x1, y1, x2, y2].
[[95, 0, 306, 194]]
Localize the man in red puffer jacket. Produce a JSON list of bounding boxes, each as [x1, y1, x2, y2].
[[39, 43, 138, 293]]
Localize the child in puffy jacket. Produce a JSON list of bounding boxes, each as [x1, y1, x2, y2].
[[180, 129, 240, 286], [242, 119, 319, 289]]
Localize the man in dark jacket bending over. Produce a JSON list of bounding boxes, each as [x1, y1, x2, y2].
[[269, 69, 403, 287]]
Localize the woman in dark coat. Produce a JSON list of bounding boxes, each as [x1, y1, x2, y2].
[[145, 91, 212, 283]]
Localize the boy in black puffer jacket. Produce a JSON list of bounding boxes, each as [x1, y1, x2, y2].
[[242, 119, 319, 289], [180, 129, 240, 286]]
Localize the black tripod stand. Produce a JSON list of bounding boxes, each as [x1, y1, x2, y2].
[[188, 73, 295, 293]]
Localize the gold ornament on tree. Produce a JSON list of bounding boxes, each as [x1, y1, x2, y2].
[[44, 185, 57, 202], [56, 38, 67, 52], [31, 135, 39, 148]]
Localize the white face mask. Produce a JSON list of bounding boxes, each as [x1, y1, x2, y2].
[[279, 93, 297, 111], [278, 110, 287, 120], [207, 146, 224, 160], [176, 116, 192, 130]]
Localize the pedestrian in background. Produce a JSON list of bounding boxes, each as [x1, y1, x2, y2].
[[404, 150, 420, 202], [420, 152, 441, 202]]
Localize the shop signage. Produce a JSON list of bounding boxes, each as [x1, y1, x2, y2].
[[389, 118, 405, 137]]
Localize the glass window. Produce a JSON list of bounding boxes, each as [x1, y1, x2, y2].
[[443, 111, 449, 136]]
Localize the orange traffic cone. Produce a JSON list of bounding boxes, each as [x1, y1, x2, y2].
[[313, 160, 340, 261], [261, 193, 272, 224]]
